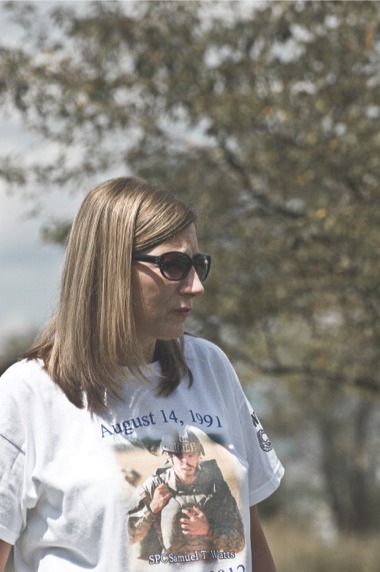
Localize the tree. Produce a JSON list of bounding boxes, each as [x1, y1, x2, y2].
[[1, 0, 379, 533]]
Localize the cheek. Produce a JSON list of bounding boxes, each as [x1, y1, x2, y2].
[[140, 286, 166, 315], [131, 276, 151, 329], [132, 272, 169, 319]]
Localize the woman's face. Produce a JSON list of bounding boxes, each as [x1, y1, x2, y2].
[[132, 224, 205, 362]]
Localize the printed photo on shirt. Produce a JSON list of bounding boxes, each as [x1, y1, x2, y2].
[[113, 426, 246, 569]]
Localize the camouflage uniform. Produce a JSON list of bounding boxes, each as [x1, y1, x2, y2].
[[128, 455, 245, 557]]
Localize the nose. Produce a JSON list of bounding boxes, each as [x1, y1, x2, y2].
[[179, 267, 205, 297]]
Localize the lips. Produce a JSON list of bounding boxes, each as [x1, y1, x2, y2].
[[175, 307, 192, 314]]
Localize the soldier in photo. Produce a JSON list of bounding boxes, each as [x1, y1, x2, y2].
[[127, 428, 245, 559]]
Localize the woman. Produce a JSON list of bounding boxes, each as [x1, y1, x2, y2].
[[0, 177, 283, 572]]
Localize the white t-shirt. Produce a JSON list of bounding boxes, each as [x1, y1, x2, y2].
[[0, 336, 284, 572]]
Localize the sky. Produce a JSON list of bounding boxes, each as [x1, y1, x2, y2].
[[0, 3, 85, 347], [0, 121, 84, 346]]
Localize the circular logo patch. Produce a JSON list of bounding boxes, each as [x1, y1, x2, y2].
[[257, 429, 273, 452]]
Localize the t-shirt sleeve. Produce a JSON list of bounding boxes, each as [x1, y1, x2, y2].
[[208, 343, 284, 506], [0, 368, 29, 544], [238, 395, 284, 506]]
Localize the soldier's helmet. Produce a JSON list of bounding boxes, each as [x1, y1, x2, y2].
[[160, 428, 205, 456]]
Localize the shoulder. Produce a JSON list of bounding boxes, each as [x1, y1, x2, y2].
[[182, 334, 246, 403], [183, 335, 237, 380], [0, 359, 50, 448], [183, 335, 231, 366], [1, 357, 47, 383], [0, 359, 55, 403], [155, 464, 172, 480], [140, 465, 171, 493], [199, 459, 224, 478]]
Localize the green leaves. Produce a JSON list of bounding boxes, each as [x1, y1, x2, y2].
[[1, 1, 380, 380]]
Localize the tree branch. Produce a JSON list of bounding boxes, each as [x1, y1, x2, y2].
[[256, 361, 380, 394]]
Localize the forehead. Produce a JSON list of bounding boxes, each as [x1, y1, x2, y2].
[[171, 450, 200, 458], [148, 224, 199, 254]]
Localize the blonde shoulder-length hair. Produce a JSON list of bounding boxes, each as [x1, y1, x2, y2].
[[25, 177, 197, 412]]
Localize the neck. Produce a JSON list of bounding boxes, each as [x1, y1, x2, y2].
[[140, 338, 157, 364]]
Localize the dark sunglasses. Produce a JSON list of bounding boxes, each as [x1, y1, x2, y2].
[[132, 251, 211, 282]]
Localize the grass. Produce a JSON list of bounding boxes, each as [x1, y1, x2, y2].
[[265, 517, 380, 572]]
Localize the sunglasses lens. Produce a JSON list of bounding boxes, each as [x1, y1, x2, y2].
[[193, 255, 210, 282], [161, 252, 192, 281]]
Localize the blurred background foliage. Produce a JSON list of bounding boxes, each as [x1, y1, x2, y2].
[[1, 1, 380, 566]]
